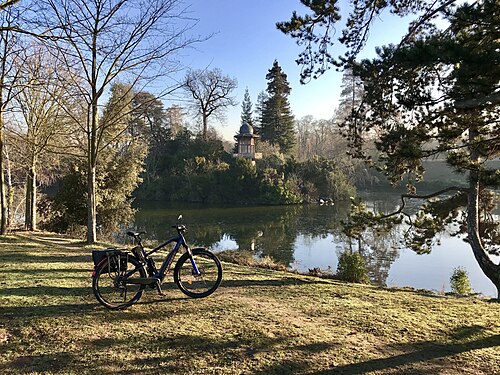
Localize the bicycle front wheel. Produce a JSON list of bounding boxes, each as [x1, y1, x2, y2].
[[174, 248, 222, 298], [92, 254, 146, 309]]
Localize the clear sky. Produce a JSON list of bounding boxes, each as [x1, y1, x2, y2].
[[165, 0, 411, 141]]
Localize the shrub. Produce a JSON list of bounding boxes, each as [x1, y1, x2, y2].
[[450, 267, 472, 295], [336, 251, 370, 283]]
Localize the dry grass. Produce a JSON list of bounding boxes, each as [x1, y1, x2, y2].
[[0, 232, 499, 374]]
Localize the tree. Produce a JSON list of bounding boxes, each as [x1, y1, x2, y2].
[[280, 0, 500, 298], [11, 44, 74, 230], [0, 6, 23, 234], [129, 90, 168, 183], [183, 68, 238, 140], [335, 68, 366, 151], [44, 83, 147, 236], [240, 88, 254, 127], [253, 90, 267, 135], [166, 104, 184, 138], [337, 68, 364, 115], [261, 60, 296, 155], [37, 0, 200, 243]]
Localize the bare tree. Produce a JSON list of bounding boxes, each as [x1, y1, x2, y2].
[[36, 0, 201, 243], [0, 6, 24, 234], [183, 68, 237, 139], [296, 116, 347, 161], [10, 43, 76, 230]]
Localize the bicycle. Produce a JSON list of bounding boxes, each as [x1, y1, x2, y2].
[[91, 215, 223, 309]]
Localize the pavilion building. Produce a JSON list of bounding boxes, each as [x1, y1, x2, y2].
[[233, 122, 262, 161]]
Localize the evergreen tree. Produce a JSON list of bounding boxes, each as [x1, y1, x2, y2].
[[253, 90, 267, 135], [240, 88, 253, 127], [261, 61, 296, 155]]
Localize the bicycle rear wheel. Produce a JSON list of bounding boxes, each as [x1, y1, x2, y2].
[[174, 248, 222, 298], [92, 254, 146, 309]]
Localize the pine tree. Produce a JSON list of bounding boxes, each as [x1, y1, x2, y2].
[[261, 60, 296, 154], [240, 88, 253, 127], [253, 90, 267, 135]]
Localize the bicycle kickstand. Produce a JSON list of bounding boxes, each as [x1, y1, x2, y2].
[[155, 279, 166, 297]]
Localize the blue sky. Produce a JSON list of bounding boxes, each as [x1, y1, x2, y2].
[[167, 0, 411, 141]]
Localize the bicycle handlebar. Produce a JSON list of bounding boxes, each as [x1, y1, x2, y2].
[[171, 225, 187, 233]]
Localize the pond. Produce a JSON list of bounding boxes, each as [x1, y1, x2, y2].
[[131, 194, 499, 297]]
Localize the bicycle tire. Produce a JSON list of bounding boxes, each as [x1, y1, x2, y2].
[[174, 248, 222, 298], [92, 254, 146, 309]]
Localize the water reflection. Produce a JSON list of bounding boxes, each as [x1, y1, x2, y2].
[[135, 203, 342, 241], [342, 228, 401, 286], [133, 200, 400, 285], [132, 197, 498, 296]]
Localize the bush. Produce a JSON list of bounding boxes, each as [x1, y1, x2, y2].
[[336, 251, 370, 283], [450, 267, 473, 295]]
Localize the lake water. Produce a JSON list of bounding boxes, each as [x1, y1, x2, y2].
[[132, 196, 499, 297]]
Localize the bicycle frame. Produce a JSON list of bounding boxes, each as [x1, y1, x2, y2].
[[130, 229, 201, 283], [147, 234, 188, 279]]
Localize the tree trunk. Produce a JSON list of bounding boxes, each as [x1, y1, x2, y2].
[[467, 174, 500, 300], [4, 143, 13, 227], [87, 164, 97, 243], [0, 117, 7, 235], [202, 112, 208, 140], [87, 99, 98, 244], [25, 174, 32, 230], [29, 165, 37, 231], [468, 128, 500, 300]]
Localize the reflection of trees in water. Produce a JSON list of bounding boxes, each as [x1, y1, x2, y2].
[[338, 216, 402, 286], [252, 207, 300, 265], [131, 198, 401, 284], [133, 203, 346, 266], [132, 207, 225, 248], [241, 204, 350, 265]]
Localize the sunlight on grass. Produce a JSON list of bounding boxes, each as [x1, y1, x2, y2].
[[1, 233, 499, 374]]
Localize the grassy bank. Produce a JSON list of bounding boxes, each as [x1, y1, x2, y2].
[[1, 232, 499, 374]]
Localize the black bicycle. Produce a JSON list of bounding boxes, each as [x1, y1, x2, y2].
[[91, 216, 223, 309]]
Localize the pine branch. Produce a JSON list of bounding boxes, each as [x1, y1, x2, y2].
[[379, 186, 469, 220]]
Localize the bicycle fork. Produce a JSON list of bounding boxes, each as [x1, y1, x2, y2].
[[187, 248, 201, 276]]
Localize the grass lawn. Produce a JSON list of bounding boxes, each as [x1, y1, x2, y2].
[[0, 232, 499, 374]]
